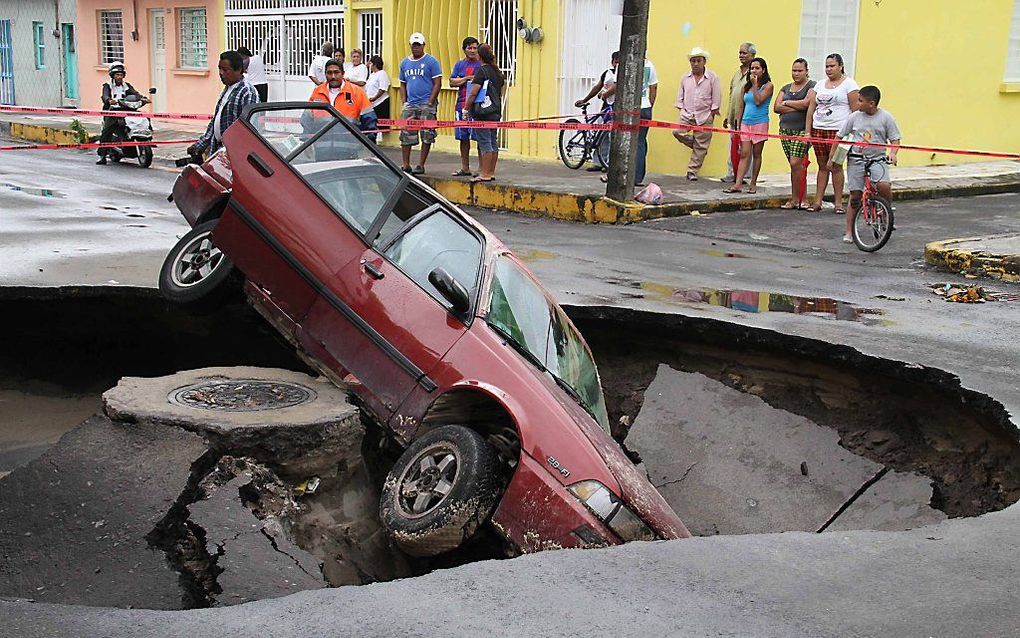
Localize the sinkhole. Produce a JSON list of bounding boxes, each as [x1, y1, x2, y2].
[[0, 287, 1017, 609]]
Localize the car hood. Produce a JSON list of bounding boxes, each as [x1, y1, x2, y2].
[[547, 378, 691, 540]]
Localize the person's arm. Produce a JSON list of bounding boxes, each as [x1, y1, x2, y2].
[[734, 96, 744, 129], [888, 139, 900, 165], [804, 90, 817, 136], [774, 86, 792, 114], [307, 58, 319, 84], [710, 74, 722, 119], [101, 84, 112, 107], [449, 63, 469, 88], [575, 78, 603, 107], [752, 81, 773, 106], [848, 89, 860, 112], [600, 83, 617, 100], [675, 79, 685, 112], [429, 75, 441, 106], [465, 76, 482, 106], [648, 83, 658, 108]]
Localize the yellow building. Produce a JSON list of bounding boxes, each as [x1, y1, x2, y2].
[[337, 0, 1020, 177]]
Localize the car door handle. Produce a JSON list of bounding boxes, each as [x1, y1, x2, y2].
[[362, 261, 384, 280], [247, 152, 274, 177]]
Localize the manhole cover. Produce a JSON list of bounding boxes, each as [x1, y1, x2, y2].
[[168, 380, 316, 412]]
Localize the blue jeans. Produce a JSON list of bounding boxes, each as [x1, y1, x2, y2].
[[636, 106, 652, 184], [595, 103, 614, 168]]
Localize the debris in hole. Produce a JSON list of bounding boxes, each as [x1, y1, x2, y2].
[[929, 282, 1019, 303]]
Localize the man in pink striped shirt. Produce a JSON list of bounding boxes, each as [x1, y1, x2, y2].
[[672, 47, 722, 181]]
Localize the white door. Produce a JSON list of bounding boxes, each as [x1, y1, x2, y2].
[[149, 10, 167, 113], [358, 9, 382, 59], [558, 0, 622, 116]]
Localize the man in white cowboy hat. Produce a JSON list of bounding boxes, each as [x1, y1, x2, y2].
[[672, 46, 721, 180]]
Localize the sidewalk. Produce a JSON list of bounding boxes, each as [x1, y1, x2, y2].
[[3, 111, 1019, 224], [925, 234, 1020, 283]]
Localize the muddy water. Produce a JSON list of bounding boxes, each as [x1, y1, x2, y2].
[[0, 386, 98, 475]]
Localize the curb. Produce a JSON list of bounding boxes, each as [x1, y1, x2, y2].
[[925, 236, 1020, 283], [8, 119, 1020, 224]]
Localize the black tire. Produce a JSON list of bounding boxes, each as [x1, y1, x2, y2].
[[852, 195, 894, 252], [380, 425, 501, 557], [558, 119, 590, 169], [592, 130, 610, 169], [158, 219, 236, 305], [138, 145, 153, 168]]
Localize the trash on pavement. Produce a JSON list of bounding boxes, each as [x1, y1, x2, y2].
[[929, 283, 1019, 303]]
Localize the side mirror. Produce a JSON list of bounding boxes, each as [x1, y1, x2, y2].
[[148, 87, 157, 94], [428, 267, 471, 315]]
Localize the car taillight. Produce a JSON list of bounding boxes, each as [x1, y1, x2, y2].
[[567, 480, 658, 542]]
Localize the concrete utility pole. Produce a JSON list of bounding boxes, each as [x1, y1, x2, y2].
[[605, 0, 650, 202]]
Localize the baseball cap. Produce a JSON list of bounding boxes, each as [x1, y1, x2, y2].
[[409, 32, 426, 45]]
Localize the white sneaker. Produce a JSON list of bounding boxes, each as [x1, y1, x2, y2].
[[842, 235, 853, 243]]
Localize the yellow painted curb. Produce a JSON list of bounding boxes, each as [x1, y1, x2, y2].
[[10, 123, 78, 145], [925, 237, 1020, 283]]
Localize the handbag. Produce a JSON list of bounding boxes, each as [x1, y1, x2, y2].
[[472, 77, 500, 118]]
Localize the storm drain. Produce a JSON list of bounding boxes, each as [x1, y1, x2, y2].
[[168, 380, 316, 412]]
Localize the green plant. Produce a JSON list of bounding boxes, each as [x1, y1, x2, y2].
[[69, 119, 89, 145]]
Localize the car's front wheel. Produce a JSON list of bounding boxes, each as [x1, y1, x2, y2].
[[158, 219, 235, 306], [380, 425, 502, 556]]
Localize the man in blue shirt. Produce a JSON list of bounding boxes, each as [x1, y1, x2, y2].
[[449, 36, 481, 176], [398, 32, 443, 174]]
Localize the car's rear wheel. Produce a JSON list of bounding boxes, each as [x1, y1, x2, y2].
[[380, 425, 501, 557], [158, 219, 236, 306]]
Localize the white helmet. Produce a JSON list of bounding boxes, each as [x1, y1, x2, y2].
[[108, 61, 126, 77]]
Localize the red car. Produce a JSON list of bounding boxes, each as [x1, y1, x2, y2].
[[160, 102, 689, 556]]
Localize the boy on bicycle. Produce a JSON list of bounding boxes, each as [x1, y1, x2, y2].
[[830, 85, 901, 243]]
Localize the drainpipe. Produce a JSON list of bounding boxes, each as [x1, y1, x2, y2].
[[131, 0, 140, 40]]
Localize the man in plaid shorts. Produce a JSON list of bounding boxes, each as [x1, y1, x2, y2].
[[398, 32, 443, 175]]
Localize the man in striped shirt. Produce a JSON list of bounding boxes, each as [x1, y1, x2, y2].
[[189, 51, 259, 157]]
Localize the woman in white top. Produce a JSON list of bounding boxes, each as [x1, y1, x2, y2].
[[346, 48, 370, 87], [805, 53, 859, 214], [365, 55, 391, 143]]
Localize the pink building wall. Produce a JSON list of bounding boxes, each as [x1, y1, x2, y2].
[[76, 0, 224, 115]]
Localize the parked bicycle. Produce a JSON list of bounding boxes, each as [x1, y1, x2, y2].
[[850, 155, 895, 252], [558, 103, 613, 170]]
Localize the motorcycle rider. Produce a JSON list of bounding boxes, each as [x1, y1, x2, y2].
[[97, 62, 147, 165]]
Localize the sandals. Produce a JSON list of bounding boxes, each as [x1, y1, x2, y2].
[[834, 207, 846, 215], [451, 169, 473, 177], [722, 187, 743, 193], [780, 201, 798, 209]]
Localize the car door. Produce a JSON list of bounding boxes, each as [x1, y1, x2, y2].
[[303, 201, 485, 421], [215, 103, 385, 324]]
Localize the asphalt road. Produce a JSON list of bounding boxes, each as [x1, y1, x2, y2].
[[2, 143, 1019, 635]]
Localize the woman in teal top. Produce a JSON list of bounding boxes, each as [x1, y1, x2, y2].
[[724, 57, 773, 194]]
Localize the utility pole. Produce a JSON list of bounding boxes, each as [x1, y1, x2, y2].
[[605, 0, 650, 202]]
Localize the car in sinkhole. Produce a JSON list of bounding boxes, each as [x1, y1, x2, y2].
[[159, 101, 690, 556]]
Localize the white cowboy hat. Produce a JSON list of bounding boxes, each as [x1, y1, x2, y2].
[[687, 47, 710, 60]]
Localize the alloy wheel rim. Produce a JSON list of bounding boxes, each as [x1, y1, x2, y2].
[[171, 231, 224, 288], [395, 442, 461, 519]]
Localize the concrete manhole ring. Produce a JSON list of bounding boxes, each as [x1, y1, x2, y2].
[[167, 379, 317, 412]]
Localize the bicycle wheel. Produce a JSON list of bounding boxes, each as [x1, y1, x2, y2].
[[852, 195, 894, 252], [558, 119, 590, 169], [593, 130, 611, 169]]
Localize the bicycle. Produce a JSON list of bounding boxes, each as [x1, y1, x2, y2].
[[557, 103, 612, 170], [850, 155, 895, 252]]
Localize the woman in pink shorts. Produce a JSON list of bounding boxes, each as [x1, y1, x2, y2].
[[723, 57, 773, 194]]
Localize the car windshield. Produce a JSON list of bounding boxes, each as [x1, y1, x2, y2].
[[486, 256, 610, 431]]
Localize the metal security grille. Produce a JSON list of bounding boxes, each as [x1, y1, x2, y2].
[[558, 0, 622, 117], [479, 0, 517, 147], [798, 0, 861, 77], [284, 14, 343, 76], [1006, 0, 1020, 81], [358, 9, 382, 60], [178, 8, 208, 69], [99, 10, 125, 64], [226, 17, 281, 71], [0, 20, 13, 105], [225, 0, 344, 13]]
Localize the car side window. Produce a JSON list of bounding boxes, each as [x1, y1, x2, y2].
[[303, 167, 400, 234], [381, 212, 482, 311]]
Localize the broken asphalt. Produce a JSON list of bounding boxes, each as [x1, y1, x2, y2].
[[2, 140, 1020, 635]]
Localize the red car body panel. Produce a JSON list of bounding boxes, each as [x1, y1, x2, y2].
[[172, 104, 690, 551]]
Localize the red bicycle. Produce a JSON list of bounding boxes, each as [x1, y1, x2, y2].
[[850, 156, 894, 252]]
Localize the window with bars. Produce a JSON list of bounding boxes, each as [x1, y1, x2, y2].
[[33, 22, 46, 69], [359, 10, 382, 60], [99, 10, 124, 65], [798, 0, 860, 78], [178, 8, 208, 69], [1006, 0, 1020, 81]]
